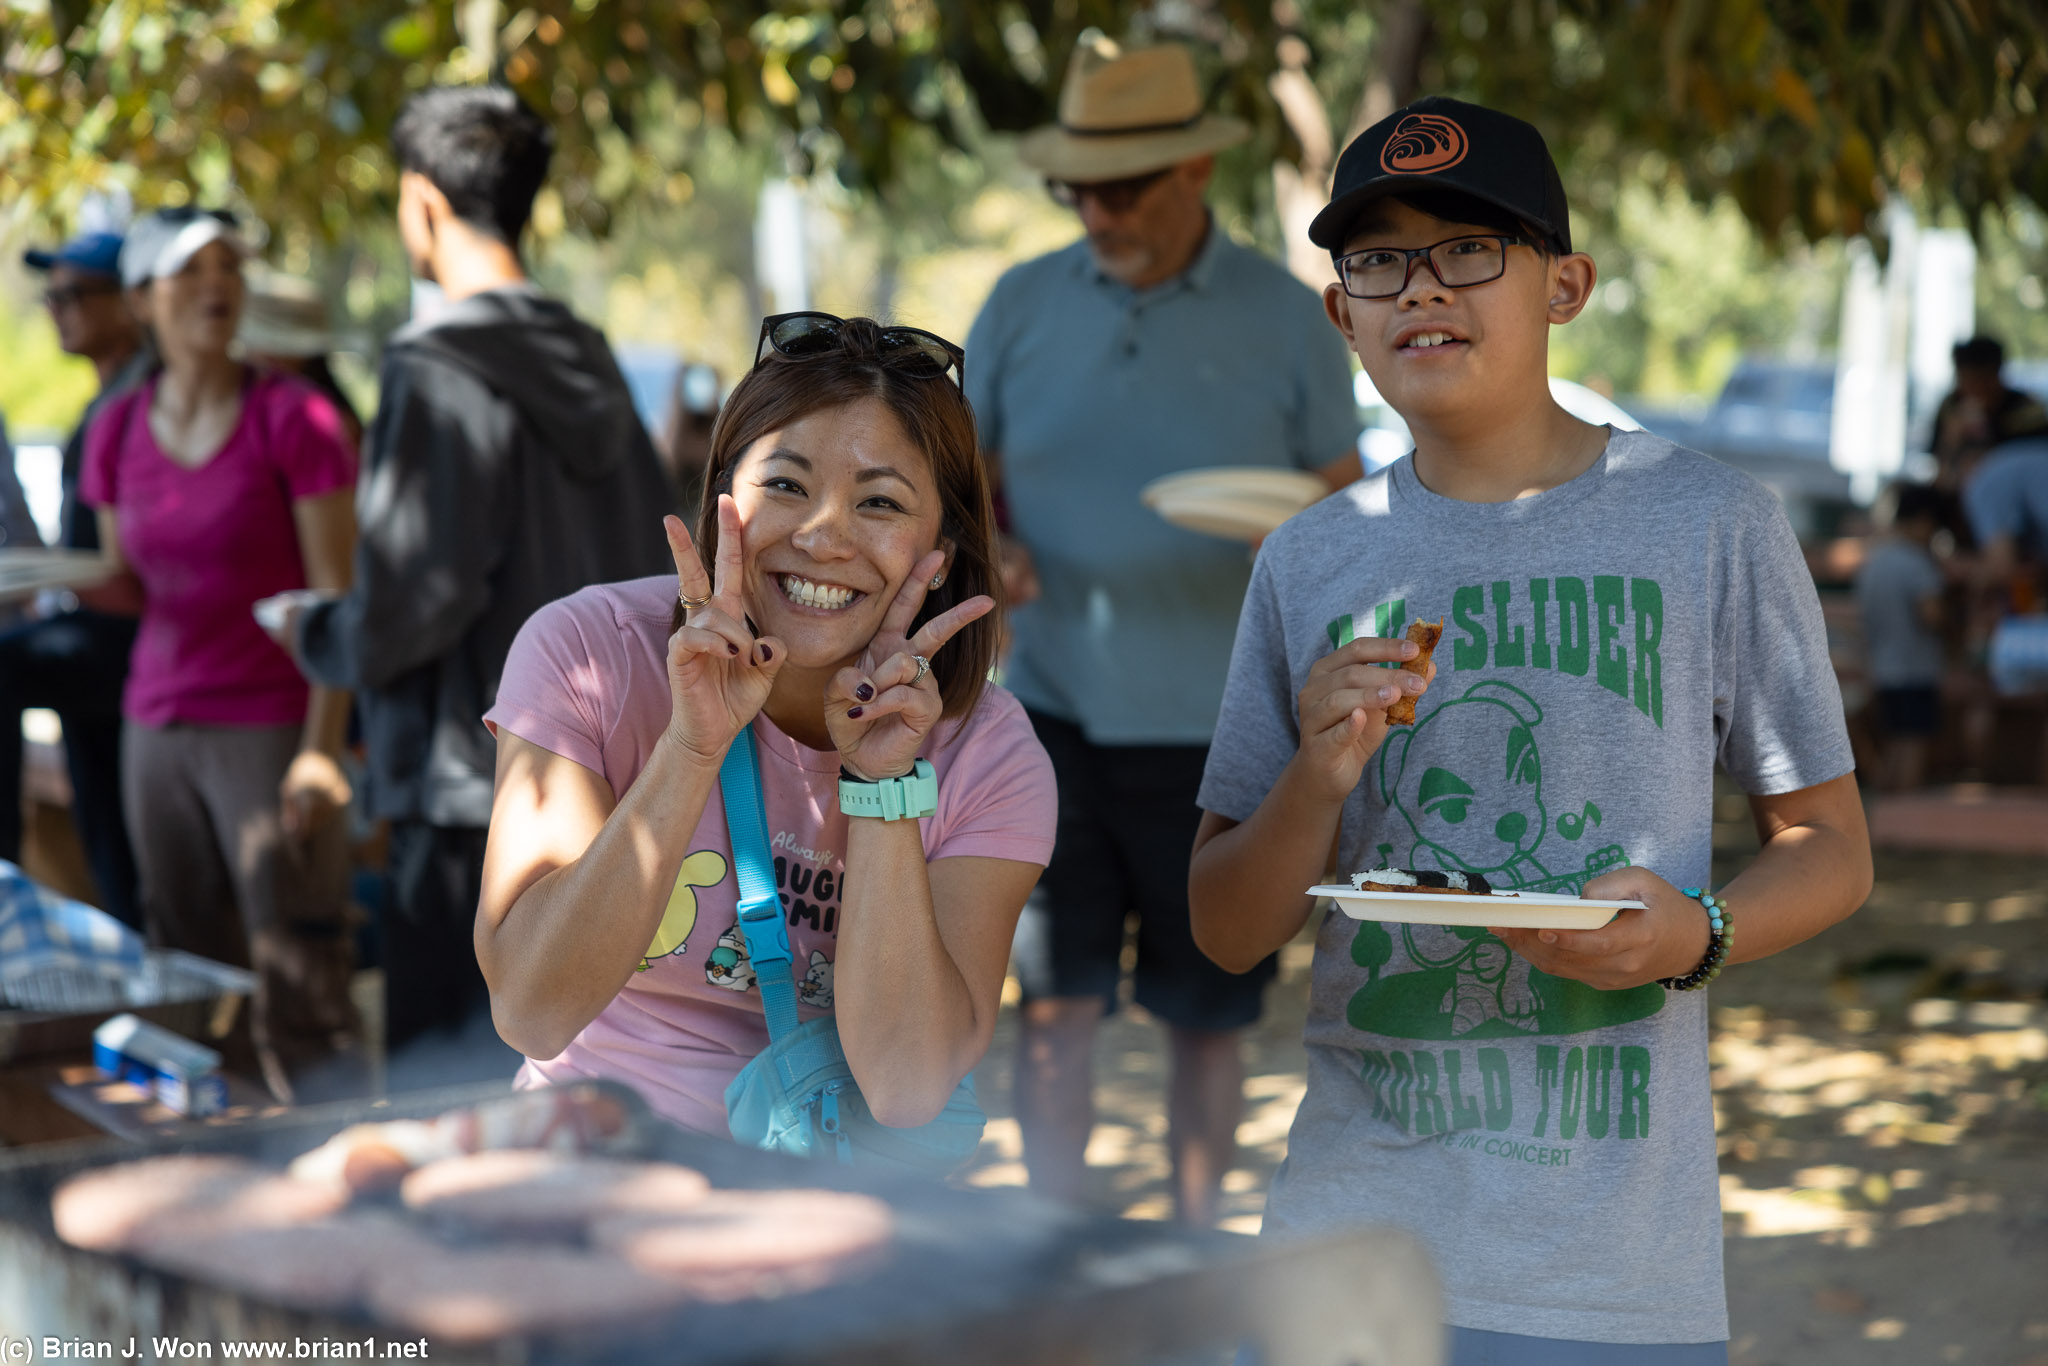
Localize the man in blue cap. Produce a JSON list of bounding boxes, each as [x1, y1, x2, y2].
[[0, 230, 151, 926]]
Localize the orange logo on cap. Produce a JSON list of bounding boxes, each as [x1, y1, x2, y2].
[[1380, 113, 1468, 174]]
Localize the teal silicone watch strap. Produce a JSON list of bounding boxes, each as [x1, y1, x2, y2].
[[838, 758, 938, 821]]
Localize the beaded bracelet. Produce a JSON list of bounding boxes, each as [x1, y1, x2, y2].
[[1657, 887, 1733, 991]]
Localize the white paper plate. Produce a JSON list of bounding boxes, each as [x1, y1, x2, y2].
[[0, 549, 110, 602], [1308, 884, 1643, 930], [1140, 467, 1327, 542]]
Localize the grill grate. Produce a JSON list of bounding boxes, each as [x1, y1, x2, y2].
[[0, 948, 254, 1014]]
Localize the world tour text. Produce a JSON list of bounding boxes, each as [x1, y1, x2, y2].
[[1361, 1044, 1653, 1142]]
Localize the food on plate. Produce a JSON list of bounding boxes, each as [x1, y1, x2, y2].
[[363, 1247, 687, 1341], [399, 1150, 711, 1236], [1386, 616, 1444, 726], [52, 1153, 349, 1253], [289, 1085, 631, 1193], [131, 1214, 437, 1311], [1349, 867, 1496, 897], [592, 1188, 895, 1301]]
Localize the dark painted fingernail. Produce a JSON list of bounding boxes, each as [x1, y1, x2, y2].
[[758, 644, 773, 662], [847, 706, 864, 719], [855, 683, 874, 702], [727, 643, 739, 655]]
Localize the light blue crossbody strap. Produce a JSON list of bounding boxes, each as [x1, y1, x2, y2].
[[717, 727, 802, 1043]]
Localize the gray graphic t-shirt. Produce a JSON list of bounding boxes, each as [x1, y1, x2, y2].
[[1199, 431, 1853, 1345]]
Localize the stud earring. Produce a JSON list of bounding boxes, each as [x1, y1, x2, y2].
[[929, 575, 945, 591]]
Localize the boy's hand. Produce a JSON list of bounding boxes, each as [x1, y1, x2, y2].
[[1287, 637, 1435, 805], [1488, 867, 1711, 990]]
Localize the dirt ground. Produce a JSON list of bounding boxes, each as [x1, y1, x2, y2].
[[958, 799, 2048, 1365]]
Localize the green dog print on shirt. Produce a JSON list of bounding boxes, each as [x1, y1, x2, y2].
[[1347, 680, 1664, 1041]]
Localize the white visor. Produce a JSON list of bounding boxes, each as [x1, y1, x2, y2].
[[120, 213, 249, 289]]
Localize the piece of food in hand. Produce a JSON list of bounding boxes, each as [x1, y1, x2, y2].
[[399, 1150, 712, 1237], [1384, 617, 1444, 726], [52, 1154, 349, 1253], [1350, 867, 1495, 897]]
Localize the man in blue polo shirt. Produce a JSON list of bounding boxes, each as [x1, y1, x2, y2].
[[967, 37, 1359, 1224]]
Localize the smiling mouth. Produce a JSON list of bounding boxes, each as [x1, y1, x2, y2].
[[1400, 332, 1465, 352], [776, 574, 865, 612]]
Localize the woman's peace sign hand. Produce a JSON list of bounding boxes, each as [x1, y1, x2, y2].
[[825, 549, 993, 781], [662, 497, 785, 768]]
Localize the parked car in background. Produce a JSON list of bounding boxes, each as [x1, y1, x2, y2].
[[1626, 357, 1853, 537]]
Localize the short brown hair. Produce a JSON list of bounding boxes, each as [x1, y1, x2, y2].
[[676, 318, 1001, 719]]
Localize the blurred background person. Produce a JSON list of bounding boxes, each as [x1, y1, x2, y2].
[[966, 39, 1361, 1225], [1933, 335, 2048, 494], [0, 230, 150, 925], [1855, 482, 1950, 792], [239, 271, 366, 450], [658, 359, 721, 522], [271, 85, 673, 1070], [80, 205, 361, 1101]]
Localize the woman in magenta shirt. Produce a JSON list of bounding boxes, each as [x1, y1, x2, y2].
[[478, 315, 1056, 1134], [81, 207, 360, 1101]]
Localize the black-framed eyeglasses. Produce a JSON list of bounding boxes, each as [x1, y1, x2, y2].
[[1334, 234, 1533, 300], [755, 311, 966, 387], [43, 279, 120, 310], [1047, 168, 1171, 214]]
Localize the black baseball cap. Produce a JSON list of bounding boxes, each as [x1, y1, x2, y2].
[[1309, 96, 1572, 256]]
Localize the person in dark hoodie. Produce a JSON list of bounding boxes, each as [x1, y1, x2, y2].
[[271, 84, 673, 1058]]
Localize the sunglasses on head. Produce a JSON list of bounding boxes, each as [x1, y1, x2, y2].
[[151, 206, 238, 228], [1046, 168, 1171, 214], [755, 311, 965, 386]]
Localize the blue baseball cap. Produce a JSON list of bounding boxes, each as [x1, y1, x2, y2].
[[23, 232, 126, 279]]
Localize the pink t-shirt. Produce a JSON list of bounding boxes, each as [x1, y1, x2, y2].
[[484, 575, 1057, 1135], [81, 368, 357, 727]]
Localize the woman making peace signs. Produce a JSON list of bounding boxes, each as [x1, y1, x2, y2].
[[477, 314, 1055, 1134]]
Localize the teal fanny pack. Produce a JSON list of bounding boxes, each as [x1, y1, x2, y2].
[[717, 726, 986, 1172]]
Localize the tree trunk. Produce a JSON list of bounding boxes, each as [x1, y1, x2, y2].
[[1349, 0, 1432, 144]]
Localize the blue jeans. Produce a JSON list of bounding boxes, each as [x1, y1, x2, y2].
[[0, 610, 139, 927]]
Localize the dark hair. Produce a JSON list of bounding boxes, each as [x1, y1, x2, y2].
[[298, 356, 362, 436], [1952, 335, 2004, 373], [1339, 187, 1562, 259], [678, 318, 1001, 720], [391, 85, 554, 245], [1890, 481, 1948, 527]]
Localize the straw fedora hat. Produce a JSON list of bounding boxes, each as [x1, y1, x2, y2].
[[238, 273, 351, 358], [1018, 39, 1249, 183]]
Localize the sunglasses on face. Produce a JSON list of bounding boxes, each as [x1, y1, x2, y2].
[[43, 280, 121, 311], [755, 311, 966, 386], [1046, 168, 1171, 214]]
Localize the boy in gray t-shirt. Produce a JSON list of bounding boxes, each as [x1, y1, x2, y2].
[[1190, 99, 1871, 1360]]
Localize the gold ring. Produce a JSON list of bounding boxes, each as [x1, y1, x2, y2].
[[679, 590, 711, 611]]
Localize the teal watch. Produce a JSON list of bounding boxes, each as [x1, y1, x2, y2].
[[838, 759, 938, 821]]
